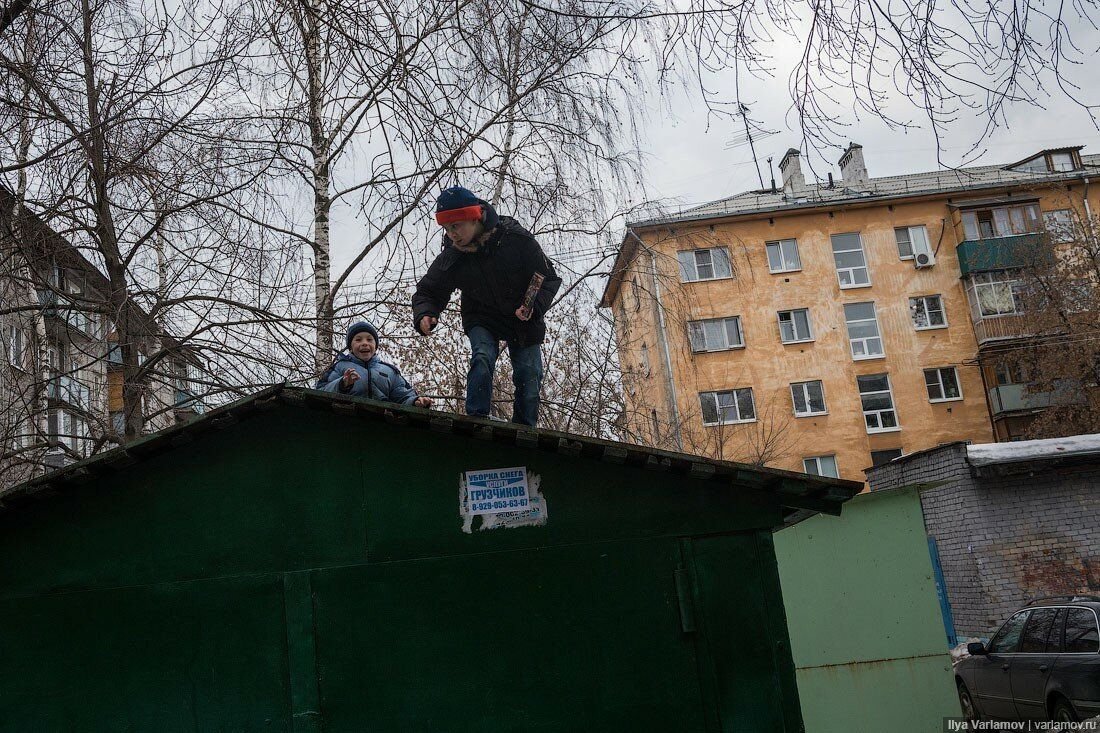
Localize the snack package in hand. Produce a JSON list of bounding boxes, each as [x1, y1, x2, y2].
[[516, 272, 546, 320]]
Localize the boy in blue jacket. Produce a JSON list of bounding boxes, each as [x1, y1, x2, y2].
[[316, 321, 432, 407]]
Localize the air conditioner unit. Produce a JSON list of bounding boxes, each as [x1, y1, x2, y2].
[[913, 239, 936, 268], [914, 251, 936, 268]]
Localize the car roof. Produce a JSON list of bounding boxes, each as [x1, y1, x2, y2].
[[1023, 596, 1100, 612]]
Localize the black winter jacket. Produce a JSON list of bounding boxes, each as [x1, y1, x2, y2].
[[412, 217, 562, 346]]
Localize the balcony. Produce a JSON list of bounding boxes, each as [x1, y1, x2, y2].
[[987, 384, 1053, 416], [957, 234, 1049, 276], [48, 374, 92, 411], [38, 291, 99, 338], [972, 314, 1032, 344]]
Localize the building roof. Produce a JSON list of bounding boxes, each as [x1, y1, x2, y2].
[[600, 148, 1100, 307], [966, 433, 1100, 468], [631, 152, 1100, 228], [0, 386, 863, 525]]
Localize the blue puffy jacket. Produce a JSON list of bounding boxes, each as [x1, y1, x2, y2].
[[315, 353, 420, 405]]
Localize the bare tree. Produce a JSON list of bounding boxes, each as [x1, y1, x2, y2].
[[985, 203, 1100, 438]]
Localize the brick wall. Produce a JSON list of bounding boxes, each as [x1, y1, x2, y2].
[[867, 444, 1100, 640]]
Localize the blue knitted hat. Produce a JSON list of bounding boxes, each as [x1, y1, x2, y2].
[[346, 320, 379, 350]]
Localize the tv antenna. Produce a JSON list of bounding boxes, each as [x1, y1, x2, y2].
[[725, 103, 777, 190]]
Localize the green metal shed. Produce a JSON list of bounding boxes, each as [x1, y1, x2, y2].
[[0, 386, 860, 732]]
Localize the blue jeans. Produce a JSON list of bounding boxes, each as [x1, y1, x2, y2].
[[466, 326, 543, 426]]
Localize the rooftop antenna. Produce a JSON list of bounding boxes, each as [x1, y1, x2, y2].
[[740, 103, 766, 190]]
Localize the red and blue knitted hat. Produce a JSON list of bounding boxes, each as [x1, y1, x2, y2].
[[435, 186, 484, 225]]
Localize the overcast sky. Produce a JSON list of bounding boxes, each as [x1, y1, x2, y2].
[[636, 72, 1100, 212]]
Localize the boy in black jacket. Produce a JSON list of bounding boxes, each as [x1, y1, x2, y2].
[[412, 187, 561, 426]]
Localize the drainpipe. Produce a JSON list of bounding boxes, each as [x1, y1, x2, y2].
[[626, 229, 683, 451], [1083, 177, 1093, 234]]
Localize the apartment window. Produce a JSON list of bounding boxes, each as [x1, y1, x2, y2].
[[857, 373, 899, 433], [110, 411, 125, 436], [844, 302, 884, 359], [699, 388, 756, 426], [47, 408, 89, 454], [630, 278, 642, 311], [894, 226, 929, 260], [994, 360, 1029, 386], [925, 367, 963, 402], [688, 316, 744, 352], [777, 309, 812, 343], [961, 203, 1040, 240], [639, 343, 651, 376], [677, 247, 732, 282], [909, 295, 947, 330], [871, 448, 904, 466], [791, 380, 827, 417], [1043, 209, 1075, 243], [7, 325, 25, 369], [765, 239, 801, 273], [831, 233, 870, 288], [803, 455, 839, 478], [967, 271, 1025, 317]]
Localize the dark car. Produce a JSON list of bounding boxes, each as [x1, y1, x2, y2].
[[955, 596, 1100, 724]]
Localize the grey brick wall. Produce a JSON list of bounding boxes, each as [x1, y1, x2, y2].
[[867, 445, 1100, 640]]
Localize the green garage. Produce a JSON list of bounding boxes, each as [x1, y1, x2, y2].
[[0, 386, 859, 732]]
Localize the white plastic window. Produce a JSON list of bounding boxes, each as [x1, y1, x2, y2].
[[831, 233, 870, 288], [858, 373, 899, 433], [688, 317, 744, 352], [777, 309, 812, 343], [844, 302, 884, 359], [677, 248, 732, 282], [699, 388, 756, 426], [765, 239, 801, 273], [909, 295, 947, 330], [791, 380, 827, 416], [803, 455, 839, 478]]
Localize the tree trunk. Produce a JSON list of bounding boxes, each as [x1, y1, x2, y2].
[[80, 0, 142, 441]]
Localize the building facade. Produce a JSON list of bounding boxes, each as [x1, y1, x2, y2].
[[1, 186, 205, 486], [602, 144, 1100, 480]]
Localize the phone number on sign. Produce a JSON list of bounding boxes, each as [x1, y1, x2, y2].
[[471, 498, 529, 512]]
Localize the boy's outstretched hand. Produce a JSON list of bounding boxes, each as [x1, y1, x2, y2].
[[418, 315, 439, 335], [414, 396, 432, 408], [341, 368, 360, 389]]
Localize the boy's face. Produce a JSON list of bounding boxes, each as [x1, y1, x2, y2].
[[443, 217, 485, 252], [350, 331, 377, 361]]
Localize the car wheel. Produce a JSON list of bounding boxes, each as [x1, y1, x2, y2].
[[1052, 697, 1078, 723], [958, 681, 980, 723]]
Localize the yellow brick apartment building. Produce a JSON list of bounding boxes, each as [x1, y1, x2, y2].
[[601, 144, 1099, 480]]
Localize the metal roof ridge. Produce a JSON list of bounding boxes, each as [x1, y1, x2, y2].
[[0, 385, 862, 517]]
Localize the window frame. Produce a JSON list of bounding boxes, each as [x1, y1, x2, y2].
[[688, 316, 745, 353], [677, 247, 733, 283], [803, 455, 839, 478], [698, 388, 757, 426], [894, 225, 929, 261], [988, 611, 1030, 654], [765, 238, 802, 274], [777, 308, 813, 344], [7, 324, 25, 370], [844, 302, 885, 360], [639, 343, 651, 377], [966, 271, 1026, 319], [1063, 607, 1100, 654], [1042, 209, 1076, 244], [857, 373, 900, 434], [909, 294, 948, 330], [790, 380, 828, 417], [831, 233, 871, 289], [924, 366, 964, 403]]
